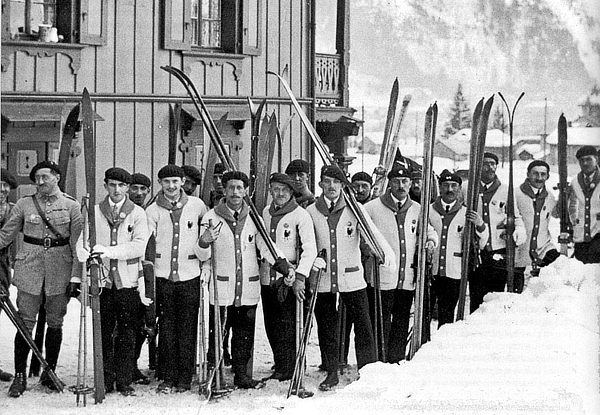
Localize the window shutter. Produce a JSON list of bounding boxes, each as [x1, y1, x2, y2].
[[163, 0, 192, 51], [79, 0, 108, 45], [241, 0, 261, 56]]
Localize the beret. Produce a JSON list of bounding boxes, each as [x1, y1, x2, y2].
[[104, 167, 131, 184], [1, 168, 18, 189], [182, 165, 203, 184], [320, 165, 347, 182], [158, 164, 185, 179], [269, 173, 295, 190], [483, 152, 499, 164], [526, 160, 550, 172], [285, 159, 310, 175], [131, 173, 151, 188], [213, 163, 226, 175], [222, 170, 249, 187], [351, 172, 373, 185], [438, 169, 462, 185], [575, 145, 598, 160], [387, 166, 411, 180], [29, 161, 61, 182]]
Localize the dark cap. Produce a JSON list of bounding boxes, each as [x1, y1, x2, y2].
[[285, 159, 310, 175], [387, 166, 411, 180], [158, 164, 185, 180], [438, 169, 462, 185], [410, 169, 422, 180], [575, 145, 598, 160], [320, 165, 347, 182], [483, 152, 499, 164], [29, 161, 61, 182], [527, 160, 550, 172], [182, 165, 203, 184], [1, 168, 18, 189], [131, 173, 151, 188], [104, 167, 132, 184], [351, 172, 372, 185], [213, 163, 226, 175], [222, 171, 249, 188], [269, 173, 295, 190]]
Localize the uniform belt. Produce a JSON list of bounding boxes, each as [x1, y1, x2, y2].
[[23, 235, 70, 248]]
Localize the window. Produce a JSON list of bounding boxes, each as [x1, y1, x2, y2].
[[164, 0, 261, 56], [2, 0, 108, 45]]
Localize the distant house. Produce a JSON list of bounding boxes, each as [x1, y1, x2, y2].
[[545, 126, 600, 165], [359, 136, 380, 155]]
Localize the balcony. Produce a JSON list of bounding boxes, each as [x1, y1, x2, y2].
[[315, 53, 345, 107]]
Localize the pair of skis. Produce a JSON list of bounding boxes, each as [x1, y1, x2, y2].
[[557, 114, 571, 255], [372, 79, 412, 198], [407, 103, 437, 360]]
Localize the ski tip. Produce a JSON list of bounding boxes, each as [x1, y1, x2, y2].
[[403, 94, 412, 102]]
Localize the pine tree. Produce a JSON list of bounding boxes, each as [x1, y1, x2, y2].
[[443, 83, 471, 138], [491, 105, 505, 132]]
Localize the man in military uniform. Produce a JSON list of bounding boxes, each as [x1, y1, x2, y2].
[[568, 146, 600, 264], [285, 159, 315, 208], [0, 161, 82, 397], [0, 168, 18, 382]]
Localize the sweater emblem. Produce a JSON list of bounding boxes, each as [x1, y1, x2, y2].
[[345, 222, 354, 238]]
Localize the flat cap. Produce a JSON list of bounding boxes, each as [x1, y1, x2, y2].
[[575, 145, 598, 160], [483, 152, 499, 164], [285, 159, 310, 175], [1, 168, 18, 189], [269, 173, 295, 190], [222, 170, 249, 188], [104, 167, 132, 184], [320, 165, 347, 182], [131, 173, 151, 188], [158, 164, 185, 179], [351, 172, 373, 185], [182, 165, 203, 184], [29, 161, 61, 182]]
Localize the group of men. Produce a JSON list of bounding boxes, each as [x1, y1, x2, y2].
[[0, 144, 598, 399]]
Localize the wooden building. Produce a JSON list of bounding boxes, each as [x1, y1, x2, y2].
[[1, 0, 359, 201]]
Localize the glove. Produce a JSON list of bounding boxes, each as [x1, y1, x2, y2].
[[137, 279, 153, 306], [200, 267, 211, 287], [77, 246, 90, 263], [66, 282, 81, 298], [425, 239, 436, 250], [283, 268, 296, 287], [272, 257, 291, 276], [513, 227, 527, 246], [92, 244, 113, 259], [292, 278, 305, 301]]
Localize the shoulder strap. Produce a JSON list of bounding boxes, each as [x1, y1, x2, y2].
[[30, 195, 64, 239]]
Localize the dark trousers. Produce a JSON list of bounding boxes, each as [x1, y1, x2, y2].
[[315, 289, 376, 372], [387, 289, 414, 363], [157, 277, 200, 386], [208, 304, 257, 380], [366, 285, 395, 361], [433, 276, 461, 328], [100, 286, 139, 389], [261, 285, 279, 368], [574, 234, 600, 264], [470, 250, 525, 313]]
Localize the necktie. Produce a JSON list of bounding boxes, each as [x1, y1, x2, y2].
[[397, 202, 403, 211], [171, 201, 177, 209], [112, 204, 119, 221], [233, 211, 239, 220], [329, 201, 335, 212], [445, 205, 450, 213]]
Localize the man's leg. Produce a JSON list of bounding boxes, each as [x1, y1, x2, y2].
[[387, 289, 414, 363], [39, 292, 68, 389], [113, 288, 138, 395], [314, 292, 339, 390], [173, 278, 200, 391], [341, 289, 376, 370]]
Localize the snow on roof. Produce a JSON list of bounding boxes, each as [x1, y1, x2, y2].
[[546, 126, 600, 146], [448, 128, 525, 147]]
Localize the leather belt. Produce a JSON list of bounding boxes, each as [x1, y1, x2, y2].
[[24, 235, 70, 249]]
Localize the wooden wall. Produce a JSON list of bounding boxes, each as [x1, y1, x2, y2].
[[1, 0, 313, 200]]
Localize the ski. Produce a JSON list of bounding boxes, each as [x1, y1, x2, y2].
[[268, 69, 387, 264], [456, 96, 494, 321], [408, 103, 437, 360], [371, 79, 399, 197], [248, 98, 267, 199], [252, 112, 278, 213], [557, 114, 571, 255], [81, 88, 105, 404], [498, 92, 525, 293], [201, 113, 229, 207]]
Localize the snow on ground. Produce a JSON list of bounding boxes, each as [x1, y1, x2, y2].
[[0, 257, 598, 414]]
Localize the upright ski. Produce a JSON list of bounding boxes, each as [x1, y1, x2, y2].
[[81, 88, 105, 404], [499, 92, 525, 293], [408, 103, 437, 360], [456, 96, 494, 321], [557, 114, 571, 255]]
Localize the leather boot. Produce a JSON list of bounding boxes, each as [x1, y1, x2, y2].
[[14, 333, 30, 375], [40, 327, 62, 389], [8, 372, 26, 398]]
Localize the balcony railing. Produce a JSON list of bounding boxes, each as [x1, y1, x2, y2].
[[315, 53, 344, 107]]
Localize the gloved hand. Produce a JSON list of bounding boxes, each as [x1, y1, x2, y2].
[[513, 227, 527, 246], [77, 246, 90, 263], [92, 244, 113, 259], [292, 278, 305, 301], [200, 266, 211, 287], [273, 257, 292, 276], [137, 279, 153, 306], [66, 282, 81, 298], [283, 268, 296, 287], [425, 239, 436, 250]]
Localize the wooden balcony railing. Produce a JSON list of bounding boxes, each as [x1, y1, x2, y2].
[[315, 53, 344, 107]]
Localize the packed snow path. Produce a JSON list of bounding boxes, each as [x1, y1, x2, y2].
[[0, 256, 598, 414]]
